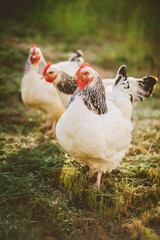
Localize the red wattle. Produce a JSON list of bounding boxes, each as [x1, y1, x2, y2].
[[35, 56, 40, 63], [45, 77, 53, 83], [30, 56, 40, 64], [77, 78, 87, 89]]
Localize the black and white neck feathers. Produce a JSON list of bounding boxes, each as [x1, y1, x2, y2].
[[69, 76, 108, 115], [56, 72, 77, 95]]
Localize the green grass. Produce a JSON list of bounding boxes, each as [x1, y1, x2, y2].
[[0, 20, 160, 239]]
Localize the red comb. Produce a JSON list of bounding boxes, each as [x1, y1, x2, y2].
[[43, 62, 52, 75], [33, 44, 36, 55], [76, 63, 89, 75]]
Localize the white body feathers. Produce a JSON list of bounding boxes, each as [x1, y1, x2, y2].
[[52, 61, 83, 76], [56, 67, 133, 173], [21, 71, 64, 121]]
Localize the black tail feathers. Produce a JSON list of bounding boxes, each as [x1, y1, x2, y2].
[[138, 76, 158, 97]]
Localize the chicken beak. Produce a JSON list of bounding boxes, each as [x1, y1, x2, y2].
[[41, 75, 45, 79], [72, 74, 77, 80]]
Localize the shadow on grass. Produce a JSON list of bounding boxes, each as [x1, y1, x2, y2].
[[0, 142, 67, 239]]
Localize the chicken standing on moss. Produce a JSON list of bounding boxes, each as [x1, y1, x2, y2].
[[21, 44, 65, 134], [43, 64, 157, 187], [55, 64, 133, 189]]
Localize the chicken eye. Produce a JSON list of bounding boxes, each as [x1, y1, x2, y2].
[[84, 72, 88, 75], [50, 71, 53, 74]]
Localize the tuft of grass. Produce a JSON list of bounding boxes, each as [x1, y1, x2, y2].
[[126, 219, 159, 240]]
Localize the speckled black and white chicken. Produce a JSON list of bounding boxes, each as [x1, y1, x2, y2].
[[55, 64, 133, 188], [42, 50, 84, 108], [21, 44, 65, 134], [42, 63, 157, 108]]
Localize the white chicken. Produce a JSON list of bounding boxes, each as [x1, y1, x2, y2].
[[41, 50, 84, 108], [42, 63, 157, 109], [21, 44, 65, 134], [42, 63, 77, 108], [55, 64, 133, 189]]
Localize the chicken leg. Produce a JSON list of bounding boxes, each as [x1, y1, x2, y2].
[[43, 118, 52, 130], [45, 120, 56, 136], [95, 172, 102, 190], [51, 120, 56, 136]]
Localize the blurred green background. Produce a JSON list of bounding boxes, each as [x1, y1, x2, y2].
[[0, 0, 160, 76]]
